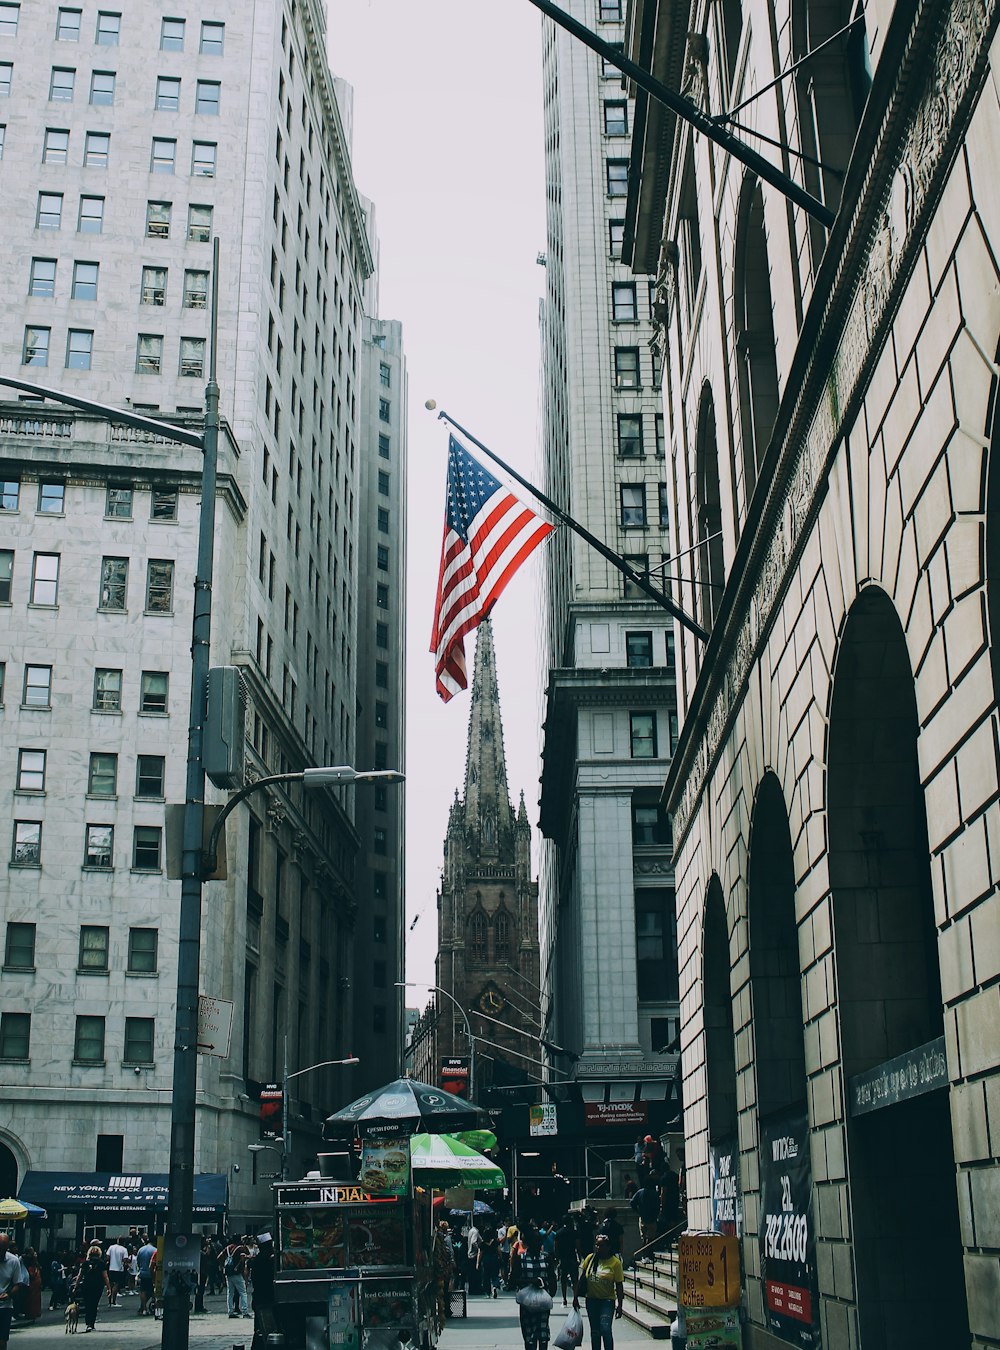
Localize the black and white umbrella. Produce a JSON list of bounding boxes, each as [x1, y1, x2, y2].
[[323, 1077, 486, 1138]]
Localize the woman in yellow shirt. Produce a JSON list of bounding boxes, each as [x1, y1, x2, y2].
[[572, 1233, 624, 1349]]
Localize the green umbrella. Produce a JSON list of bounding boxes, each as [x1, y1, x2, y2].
[[409, 1133, 506, 1190], [448, 1130, 497, 1153]]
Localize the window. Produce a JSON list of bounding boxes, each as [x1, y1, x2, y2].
[[633, 800, 672, 847], [182, 269, 208, 308], [612, 282, 637, 322], [636, 887, 678, 1001], [376, 623, 389, 649], [96, 1135, 123, 1171], [0, 483, 18, 511], [150, 137, 175, 172], [179, 336, 205, 377], [0, 124, 4, 158], [375, 701, 388, 729], [0, 62, 10, 97], [127, 927, 157, 973], [379, 362, 391, 388], [146, 200, 170, 238], [145, 559, 173, 612], [72, 260, 99, 300], [191, 140, 216, 176], [626, 631, 654, 668], [378, 472, 391, 497], [132, 825, 162, 870], [4, 922, 35, 970], [630, 711, 657, 758], [56, 8, 81, 40], [615, 347, 640, 389], [378, 398, 390, 423], [0, 1013, 29, 1061], [83, 824, 113, 869], [620, 483, 646, 527], [200, 20, 224, 53], [607, 159, 628, 196], [22, 665, 52, 707], [658, 482, 670, 527], [377, 544, 389, 570], [49, 67, 75, 102], [378, 434, 390, 459], [83, 130, 109, 167], [375, 662, 388, 689], [160, 16, 184, 49], [28, 258, 56, 298], [599, 0, 623, 17], [151, 489, 178, 520], [30, 552, 59, 604], [74, 1015, 105, 1063], [373, 828, 387, 855], [38, 481, 64, 513], [95, 12, 120, 45], [609, 219, 625, 258], [604, 101, 627, 136], [42, 127, 69, 164], [139, 670, 168, 713], [93, 667, 122, 711], [155, 76, 180, 111], [376, 583, 389, 610], [141, 266, 167, 305], [195, 80, 220, 115], [136, 334, 163, 374], [136, 754, 165, 798], [0, 550, 11, 604], [78, 195, 103, 233], [88, 751, 117, 796], [377, 507, 389, 532], [89, 69, 114, 105], [372, 1005, 386, 1034], [188, 203, 212, 241], [655, 414, 665, 459], [11, 821, 41, 865], [105, 484, 132, 517], [36, 193, 62, 229], [16, 750, 46, 792], [66, 328, 93, 369], [99, 556, 128, 610], [0, 5, 16, 38]]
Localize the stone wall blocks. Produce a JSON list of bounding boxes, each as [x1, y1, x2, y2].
[[862, 322, 901, 446], [955, 986, 1000, 1078], [954, 716, 1000, 823], [913, 459, 957, 576], [949, 328, 997, 457], [914, 627, 950, 722], [951, 1080, 991, 1162], [970, 888, 1000, 987], [892, 246, 934, 377], [880, 471, 905, 597], [905, 570, 936, 676], [943, 515, 986, 603], [968, 1165, 1000, 1249], [941, 590, 989, 690], [954, 214, 1000, 362], [925, 144, 973, 294], [892, 521, 920, 636], [939, 910, 976, 1004], [847, 430, 871, 580], [881, 358, 923, 483], [964, 1251, 1000, 1340]]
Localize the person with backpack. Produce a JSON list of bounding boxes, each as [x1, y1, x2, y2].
[[219, 1236, 251, 1318], [629, 1172, 661, 1247]]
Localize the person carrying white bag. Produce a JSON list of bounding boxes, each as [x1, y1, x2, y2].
[[553, 1305, 585, 1349]]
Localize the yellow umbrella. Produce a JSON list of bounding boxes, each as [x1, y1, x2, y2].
[[0, 1199, 28, 1220]]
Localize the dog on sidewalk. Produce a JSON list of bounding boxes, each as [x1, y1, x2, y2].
[[64, 1301, 81, 1334]]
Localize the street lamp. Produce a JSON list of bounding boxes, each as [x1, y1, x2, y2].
[[396, 981, 476, 1100], [282, 1054, 360, 1180], [247, 1143, 283, 1186]]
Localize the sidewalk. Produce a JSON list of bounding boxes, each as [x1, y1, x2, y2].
[[439, 1290, 655, 1348], [7, 1293, 253, 1350]]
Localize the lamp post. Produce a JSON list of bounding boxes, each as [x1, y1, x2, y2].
[[396, 981, 476, 1100], [282, 1052, 360, 1180], [247, 1143, 283, 1187]]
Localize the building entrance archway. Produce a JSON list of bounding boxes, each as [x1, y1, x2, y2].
[[828, 586, 968, 1349], [0, 1141, 18, 1197]]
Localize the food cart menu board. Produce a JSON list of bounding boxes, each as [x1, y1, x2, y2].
[[279, 1204, 409, 1271]]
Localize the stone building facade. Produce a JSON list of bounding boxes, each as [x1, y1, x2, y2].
[[0, 0, 405, 1229], [626, 0, 1000, 1345]]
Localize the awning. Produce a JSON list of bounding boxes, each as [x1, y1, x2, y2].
[[19, 1172, 228, 1216]]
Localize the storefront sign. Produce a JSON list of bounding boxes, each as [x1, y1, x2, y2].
[[440, 1057, 470, 1098], [583, 1102, 649, 1129], [759, 1109, 820, 1348], [528, 1104, 558, 1137], [679, 1234, 740, 1310], [260, 1083, 284, 1140], [709, 1138, 742, 1237], [848, 1036, 948, 1116]]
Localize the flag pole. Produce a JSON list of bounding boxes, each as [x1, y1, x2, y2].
[[430, 405, 710, 643]]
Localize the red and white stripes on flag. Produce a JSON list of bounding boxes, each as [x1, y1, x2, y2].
[[431, 436, 554, 701]]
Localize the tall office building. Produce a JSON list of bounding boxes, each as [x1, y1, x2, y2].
[[537, 0, 680, 1124], [0, 0, 405, 1233]]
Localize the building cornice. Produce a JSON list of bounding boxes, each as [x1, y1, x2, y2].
[[665, 0, 998, 845]]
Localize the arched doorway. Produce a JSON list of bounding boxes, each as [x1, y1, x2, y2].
[[703, 877, 737, 1148], [828, 587, 969, 1348], [0, 1141, 18, 1197]]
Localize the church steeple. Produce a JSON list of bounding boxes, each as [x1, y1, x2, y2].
[[462, 620, 513, 861]]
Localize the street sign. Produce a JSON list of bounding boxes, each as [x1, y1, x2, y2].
[[196, 995, 233, 1057], [679, 1233, 740, 1309], [528, 1103, 557, 1136]]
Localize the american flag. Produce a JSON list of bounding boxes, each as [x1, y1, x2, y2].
[[431, 436, 554, 701]]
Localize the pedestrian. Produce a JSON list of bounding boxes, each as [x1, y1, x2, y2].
[[574, 1208, 596, 1259], [641, 1134, 664, 1174], [48, 1256, 67, 1311], [622, 1173, 638, 1200], [573, 1232, 624, 1350], [249, 1233, 276, 1350], [431, 1221, 454, 1332], [105, 1237, 128, 1307], [510, 1226, 554, 1350], [598, 1210, 624, 1258], [134, 1236, 157, 1316], [20, 1249, 41, 1323], [476, 1229, 501, 1299], [0, 1236, 22, 1350], [219, 1234, 251, 1318], [656, 1161, 681, 1240], [630, 1173, 661, 1248], [553, 1215, 578, 1308], [73, 1244, 111, 1332]]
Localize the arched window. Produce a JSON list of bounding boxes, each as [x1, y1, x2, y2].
[[695, 384, 726, 628], [734, 178, 779, 507], [494, 908, 513, 963], [468, 911, 488, 964], [719, 0, 744, 90]]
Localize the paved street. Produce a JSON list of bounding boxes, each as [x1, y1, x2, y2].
[[440, 1291, 655, 1348]]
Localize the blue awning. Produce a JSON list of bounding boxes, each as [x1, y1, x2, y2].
[[19, 1172, 227, 1215]]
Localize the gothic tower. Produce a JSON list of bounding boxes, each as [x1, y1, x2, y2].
[[435, 620, 541, 1095]]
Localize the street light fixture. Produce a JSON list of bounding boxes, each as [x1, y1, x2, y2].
[[282, 1053, 360, 1180], [397, 981, 476, 1099]]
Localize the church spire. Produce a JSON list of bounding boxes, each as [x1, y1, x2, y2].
[[462, 619, 513, 860]]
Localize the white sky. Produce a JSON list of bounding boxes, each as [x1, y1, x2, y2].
[[327, 3, 549, 987]]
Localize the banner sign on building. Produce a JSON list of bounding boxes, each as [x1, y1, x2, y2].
[[440, 1057, 470, 1098], [260, 1083, 284, 1141], [528, 1104, 558, 1137], [709, 1137, 743, 1237], [583, 1102, 649, 1129], [759, 1109, 820, 1348]]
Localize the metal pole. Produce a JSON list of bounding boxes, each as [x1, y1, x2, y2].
[[162, 237, 221, 1350], [282, 1034, 290, 1182]]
